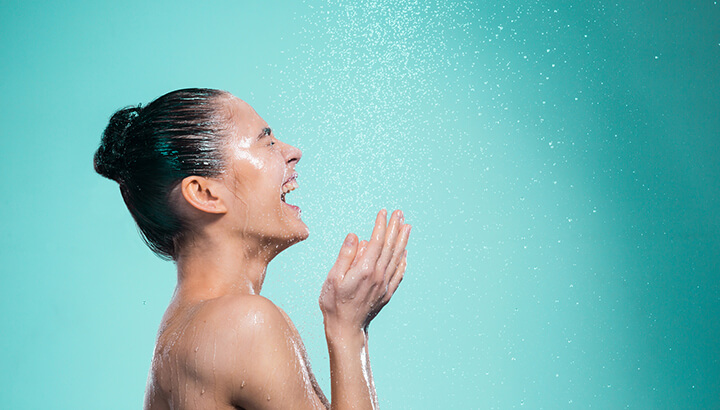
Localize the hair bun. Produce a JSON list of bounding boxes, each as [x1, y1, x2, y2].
[[94, 105, 142, 182]]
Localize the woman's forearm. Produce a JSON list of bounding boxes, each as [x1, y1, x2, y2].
[[319, 210, 410, 409], [364, 331, 379, 409], [325, 326, 377, 410]]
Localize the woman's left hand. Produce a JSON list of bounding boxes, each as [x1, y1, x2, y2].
[[319, 209, 411, 334]]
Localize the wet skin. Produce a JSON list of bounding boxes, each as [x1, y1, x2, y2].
[[144, 95, 411, 410]]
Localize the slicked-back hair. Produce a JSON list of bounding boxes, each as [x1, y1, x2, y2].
[[94, 88, 229, 260]]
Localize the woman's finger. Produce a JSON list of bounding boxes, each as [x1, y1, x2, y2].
[[375, 210, 403, 278], [329, 233, 358, 281], [361, 209, 387, 266], [383, 250, 407, 304], [351, 240, 369, 268], [384, 224, 411, 287]]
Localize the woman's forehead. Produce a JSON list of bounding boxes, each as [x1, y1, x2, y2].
[[222, 95, 268, 144]]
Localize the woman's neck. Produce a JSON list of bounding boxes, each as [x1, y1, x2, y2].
[[174, 231, 280, 300]]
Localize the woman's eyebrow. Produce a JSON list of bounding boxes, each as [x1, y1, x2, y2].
[[257, 127, 272, 141]]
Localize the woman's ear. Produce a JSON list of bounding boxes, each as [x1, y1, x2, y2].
[[180, 176, 228, 214]]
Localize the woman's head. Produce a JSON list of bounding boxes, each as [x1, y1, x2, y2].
[[213, 96, 307, 249], [94, 88, 306, 260]]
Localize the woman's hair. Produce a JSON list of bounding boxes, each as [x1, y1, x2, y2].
[[94, 88, 230, 260]]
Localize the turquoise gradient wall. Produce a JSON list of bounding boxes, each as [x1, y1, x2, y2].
[[1, 0, 718, 408]]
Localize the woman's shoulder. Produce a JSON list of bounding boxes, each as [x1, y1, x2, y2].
[[199, 293, 287, 328], [155, 294, 289, 361], [155, 294, 292, 379], [191, 294, 293, 353], [150, 292, 325, 408]]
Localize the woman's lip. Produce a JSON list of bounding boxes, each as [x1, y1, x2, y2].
[[283, 172, 298, 186], [283, 201, 301, 215]]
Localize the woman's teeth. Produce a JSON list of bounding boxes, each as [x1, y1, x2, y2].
[[281, 179, 298, 202], [282, 179, 298, 194]]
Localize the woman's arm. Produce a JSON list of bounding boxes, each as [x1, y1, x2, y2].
[[206, 295, 329, 410], [320, 209, 411, 409], [211, 210, 407, 410]]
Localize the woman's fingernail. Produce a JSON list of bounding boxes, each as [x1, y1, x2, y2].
[[344, 235, 354, 247]]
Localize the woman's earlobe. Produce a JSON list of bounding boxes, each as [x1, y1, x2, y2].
[[180, 176, 228, 214]]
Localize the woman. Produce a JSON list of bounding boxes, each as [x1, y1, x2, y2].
[[94, 88, 411, 409]]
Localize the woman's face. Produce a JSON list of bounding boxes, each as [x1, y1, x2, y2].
[[219, 95, 308, 248]]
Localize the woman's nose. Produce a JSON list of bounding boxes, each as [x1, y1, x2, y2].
[[285, 143, 302, 165]]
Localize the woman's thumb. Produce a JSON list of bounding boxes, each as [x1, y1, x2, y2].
[[329, 233, 358, 280]]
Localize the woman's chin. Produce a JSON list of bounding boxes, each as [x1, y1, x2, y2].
[[276, 221, 309, 247], [283, 205, 309, 239], [290, 222, 310, 243]]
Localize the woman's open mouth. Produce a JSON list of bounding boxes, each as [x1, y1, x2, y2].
[[281, 173, 301, 214]]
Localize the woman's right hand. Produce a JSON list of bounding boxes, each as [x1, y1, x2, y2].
[[319, 209, 411, 335]]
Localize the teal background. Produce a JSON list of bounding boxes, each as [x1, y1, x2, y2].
[[1, 0, 718, 408]]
